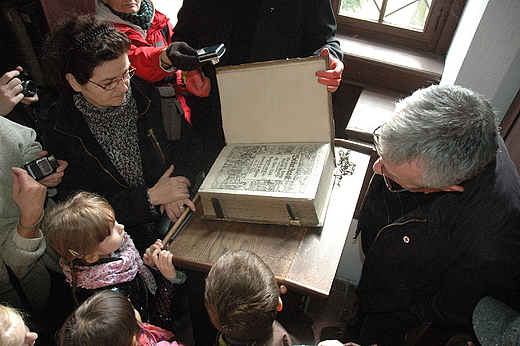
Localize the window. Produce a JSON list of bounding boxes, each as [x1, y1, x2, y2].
[[331, 0, 467, 55]]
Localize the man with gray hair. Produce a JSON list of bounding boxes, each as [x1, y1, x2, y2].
[[329, 85, 520, 345]]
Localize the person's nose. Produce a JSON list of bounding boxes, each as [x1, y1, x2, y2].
[[115, 78, 130, 92], [373, 157, 383, 175]]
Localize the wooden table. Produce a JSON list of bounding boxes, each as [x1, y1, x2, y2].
[[166, 144, 371, 299]]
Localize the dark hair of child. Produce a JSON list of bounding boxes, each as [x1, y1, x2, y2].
[[57, 290, 140, 346], [204, 250, 281, 343]]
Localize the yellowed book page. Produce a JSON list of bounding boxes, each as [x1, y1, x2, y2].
[[216, 56, 333, 145]]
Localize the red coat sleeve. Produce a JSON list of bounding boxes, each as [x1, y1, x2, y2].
[[116, 24, 172, 83]]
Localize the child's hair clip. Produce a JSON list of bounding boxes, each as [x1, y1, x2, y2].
[[69, 249, 84, 258]]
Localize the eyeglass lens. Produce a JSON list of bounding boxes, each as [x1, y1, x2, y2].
[[104, 68, 135, 90]]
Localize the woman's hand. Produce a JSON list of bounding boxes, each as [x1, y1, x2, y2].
[[148, 165, 191, 206], [315, 48, 343, 93], [185, 70, 211, 98], [161, 198, 196, 222], [11, 167, 46, 237]]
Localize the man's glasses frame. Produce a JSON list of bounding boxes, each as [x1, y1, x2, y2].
[[88, 66, 136, 91], [373, 125, 424, 193]]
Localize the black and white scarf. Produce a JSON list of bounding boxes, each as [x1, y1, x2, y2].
[[104, 0, 154, 30], [73, 88, 146, 189]]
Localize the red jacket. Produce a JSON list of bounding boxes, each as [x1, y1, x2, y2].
[[96, 2, 191, 121], [116, 11, 176, 83]]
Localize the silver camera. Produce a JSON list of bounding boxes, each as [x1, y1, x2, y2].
[[197, 43, 226, 65], [23, 154, 59, 180]]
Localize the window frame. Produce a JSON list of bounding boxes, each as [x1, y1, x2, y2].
[[331, 0, 467, 55]]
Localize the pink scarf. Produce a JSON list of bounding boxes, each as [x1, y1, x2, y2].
[[139, 323, 188, 346], [61, 232, 157, 294]]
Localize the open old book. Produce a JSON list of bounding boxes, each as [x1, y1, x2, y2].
[[199, 56, 335, 226]]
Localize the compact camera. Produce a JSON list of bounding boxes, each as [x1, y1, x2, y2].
[[196, 43, 226, 65], [23, 154, 59, 181], [17, 70, 37, 97]]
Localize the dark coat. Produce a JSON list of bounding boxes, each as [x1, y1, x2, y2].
[[172, 0, 343, 65], [42, 77, 202, 252], [355, 138, 520, 341]]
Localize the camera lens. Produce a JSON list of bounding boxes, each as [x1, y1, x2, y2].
[[21, 80, 37, 97]]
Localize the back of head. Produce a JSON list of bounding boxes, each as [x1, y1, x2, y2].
[[42, 13, 130, 92], [378, 84, 499, 188], [43, 191, 114, 264], [0, 305, 24, 346], [205, 250, 280, 343], [58, 290, 140, 346], [473, 296, 520, 346]]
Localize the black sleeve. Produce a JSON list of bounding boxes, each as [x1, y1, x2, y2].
[[307, 0, 343, 61]]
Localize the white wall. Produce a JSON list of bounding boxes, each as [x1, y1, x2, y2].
[[152, 0, 183, 25], [441, 0, 520, 122]]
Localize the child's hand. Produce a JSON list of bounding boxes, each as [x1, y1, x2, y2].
[[153, 249, 177, 280], [143, 239, 164, 267]]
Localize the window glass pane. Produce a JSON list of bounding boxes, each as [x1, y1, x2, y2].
[[385, 0, 431, 31], [339, 0, 382, 22], [339, 0, 432, 32]]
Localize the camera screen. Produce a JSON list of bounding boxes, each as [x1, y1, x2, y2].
[[37, 158, 53, 175]]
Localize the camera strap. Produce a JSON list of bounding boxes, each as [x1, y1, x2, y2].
[[5, 263, 37, 316], [157, 86, 183, 141]]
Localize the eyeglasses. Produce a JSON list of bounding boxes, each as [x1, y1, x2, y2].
[[88, 66, 135, 91], [380, 164, 424, 193], [372, 124, 383, 154]]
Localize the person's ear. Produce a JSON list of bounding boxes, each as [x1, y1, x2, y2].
[[441, 185, 465, 193], [84, 253, 99, 263], [65, 73, 82, 92], [277, 297, 283, 312]]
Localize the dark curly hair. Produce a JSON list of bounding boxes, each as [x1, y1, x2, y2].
[[42, 13, 131, 93]]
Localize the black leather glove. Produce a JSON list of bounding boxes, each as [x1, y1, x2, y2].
[[166, 42, 201, 71]]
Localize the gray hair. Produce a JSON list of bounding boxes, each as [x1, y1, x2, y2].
[[378, 85, 499, 188]]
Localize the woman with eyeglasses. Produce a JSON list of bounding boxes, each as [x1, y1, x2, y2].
[[41, 14, 202, 254]]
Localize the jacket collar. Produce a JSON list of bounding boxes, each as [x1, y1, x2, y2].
[[394, 152, 499, 238]]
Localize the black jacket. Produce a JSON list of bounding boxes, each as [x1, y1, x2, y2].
[[172, 0, 343, 65], [356, 139, 520, 341], [42, 77, 202, 252]]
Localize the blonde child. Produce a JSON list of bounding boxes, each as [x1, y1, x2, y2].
[[0, 304, 38, 346], [58, 290, 186, 346], [43, 191, 191, 342]]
